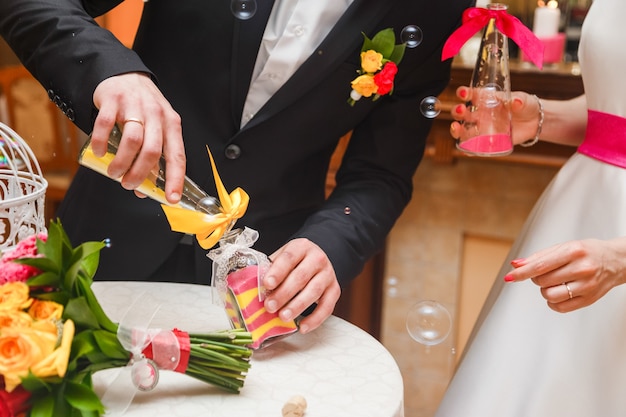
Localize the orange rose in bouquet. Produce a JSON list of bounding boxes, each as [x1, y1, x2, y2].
[[0, 283, 74, 392]]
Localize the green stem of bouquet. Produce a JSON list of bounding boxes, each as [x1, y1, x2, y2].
[[184, 330, 253, 393]]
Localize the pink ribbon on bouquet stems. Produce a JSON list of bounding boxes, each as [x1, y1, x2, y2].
[[441, 7, 544, 69]]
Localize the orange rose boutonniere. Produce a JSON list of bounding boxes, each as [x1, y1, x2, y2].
[[349, 28, 406, 106]]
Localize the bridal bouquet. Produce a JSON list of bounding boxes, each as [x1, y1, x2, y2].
[[0, 221, 253, 417]]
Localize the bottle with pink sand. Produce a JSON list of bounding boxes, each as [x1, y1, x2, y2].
[[457, 3, 513, 157]]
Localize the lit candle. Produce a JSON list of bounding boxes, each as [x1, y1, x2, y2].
[[533, 1, 561, 38]]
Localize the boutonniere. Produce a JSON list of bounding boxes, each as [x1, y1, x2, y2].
[[348, 28, 406, 106]]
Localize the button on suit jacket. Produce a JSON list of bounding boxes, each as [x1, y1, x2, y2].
[[0, 0, 474, 284]]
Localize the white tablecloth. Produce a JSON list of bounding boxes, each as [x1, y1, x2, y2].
[[92, 281, 404, 417]]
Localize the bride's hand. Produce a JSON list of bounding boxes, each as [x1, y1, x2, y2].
[[449, 86, 543, 146], [503, 237, 626, 313]]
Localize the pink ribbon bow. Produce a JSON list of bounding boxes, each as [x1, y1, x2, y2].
[[442, 7, 544, 69]]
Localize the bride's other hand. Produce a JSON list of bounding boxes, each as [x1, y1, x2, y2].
[[503, 237, 626, 312]]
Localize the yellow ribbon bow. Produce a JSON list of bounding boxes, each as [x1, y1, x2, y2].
[[161, 147, 249, 249]]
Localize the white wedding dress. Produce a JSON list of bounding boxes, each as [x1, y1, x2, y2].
[[435, 0, 626, 416]]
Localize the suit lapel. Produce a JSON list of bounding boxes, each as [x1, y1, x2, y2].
[[239, 0, 400, 132], [230, 0, 276, 128]]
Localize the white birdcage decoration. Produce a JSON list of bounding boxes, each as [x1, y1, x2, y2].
[[0, 121, 47, 252]]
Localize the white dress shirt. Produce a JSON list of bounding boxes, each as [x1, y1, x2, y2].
[[241, 0, 354, 127]]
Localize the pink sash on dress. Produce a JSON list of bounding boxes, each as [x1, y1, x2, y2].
[[577, 110, 626, 169]]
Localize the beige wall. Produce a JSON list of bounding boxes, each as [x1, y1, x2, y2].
[[456, 234, 511, 361]]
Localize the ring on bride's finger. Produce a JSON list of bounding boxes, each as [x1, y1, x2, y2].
[[563, 282, 573, 299], [124, 117, 144, 127]]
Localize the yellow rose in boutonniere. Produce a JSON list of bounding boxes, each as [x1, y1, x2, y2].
[[349, 28, 406, 106], [351, 74, 379, 98], [360, 50, 383, 73]]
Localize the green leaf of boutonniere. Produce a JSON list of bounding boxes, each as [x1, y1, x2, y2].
[[362, 28, 405, 64], [389, 43, 406, 65]]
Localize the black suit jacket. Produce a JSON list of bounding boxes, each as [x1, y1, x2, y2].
[[1, 0, 473, 284]]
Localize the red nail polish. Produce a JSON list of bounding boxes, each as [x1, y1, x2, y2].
[[454, 104, 464, 114], [510, 258, 526, 268], [504, 274, 515, 282], [459, 89, 467, 99]]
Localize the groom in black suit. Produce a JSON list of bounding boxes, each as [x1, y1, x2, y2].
[[0, 0, 473, 333]]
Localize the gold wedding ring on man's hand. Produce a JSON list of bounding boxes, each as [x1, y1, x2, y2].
[[124, 117, 144, 127], [563, 282, 573, 299]]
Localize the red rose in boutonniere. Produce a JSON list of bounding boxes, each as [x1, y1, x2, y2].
[[373, 61, 398, 95], [348, 28, 406, 106]]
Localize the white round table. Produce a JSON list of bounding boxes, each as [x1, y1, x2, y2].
[[92, 281, 404, 417]]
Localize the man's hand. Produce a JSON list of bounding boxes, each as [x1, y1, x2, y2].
[[263, 238, 341, 334], [92, 72, 186, 203]]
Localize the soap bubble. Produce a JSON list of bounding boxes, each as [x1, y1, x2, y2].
[[401, 25, 423, 48], [231, 0, 257, 20], [420, 96, 442, 118], [406, 300, 451, 346]]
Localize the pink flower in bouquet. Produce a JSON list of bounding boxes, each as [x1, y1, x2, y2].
[[0, 234, 47, 284]]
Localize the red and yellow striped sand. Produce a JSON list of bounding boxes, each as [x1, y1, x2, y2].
[[226, 265, 298, 349]]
